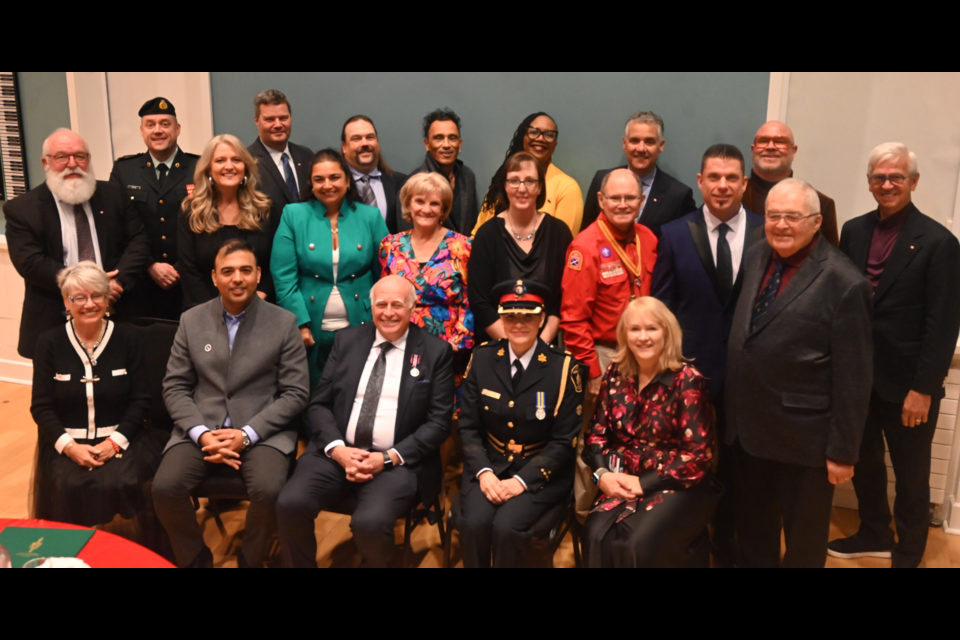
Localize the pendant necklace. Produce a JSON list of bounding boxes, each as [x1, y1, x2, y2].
[[72, 318, 106, 367]]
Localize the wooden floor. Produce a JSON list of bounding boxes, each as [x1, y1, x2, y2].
[[2, 381, 958, 568]]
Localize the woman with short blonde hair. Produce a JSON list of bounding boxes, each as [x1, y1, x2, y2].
[[179, 134, 277, 308], [581, 297, 720, 568], [399, 172, 454, 224]]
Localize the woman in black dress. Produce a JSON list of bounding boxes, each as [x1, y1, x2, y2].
[[178, 134, 275, 309], [30, 262, 165, 526], [469, 151, 573, 345]]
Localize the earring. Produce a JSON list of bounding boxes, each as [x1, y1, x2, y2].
[[242, 175, 248, 186], [208, 176, 214, 184]]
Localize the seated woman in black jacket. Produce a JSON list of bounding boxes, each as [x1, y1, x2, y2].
[[30, 262, 165, 526]]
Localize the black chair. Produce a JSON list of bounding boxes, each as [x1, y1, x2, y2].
[[442, 488, 582, 568]]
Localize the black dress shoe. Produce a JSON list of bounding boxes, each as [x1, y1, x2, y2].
[[187, 547, 214, 568], [827, 535, 893, 559]]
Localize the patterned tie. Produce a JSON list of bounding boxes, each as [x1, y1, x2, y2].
[[74, 204, 96, 263], [353, 342, 394, 450], [358, 175, 378, 208], [157, 163, 168, 190], [716, 223, 733, 301], [752, 259, 784, 329], [512, 359, 524, 392], [281, 153, 298, 201]]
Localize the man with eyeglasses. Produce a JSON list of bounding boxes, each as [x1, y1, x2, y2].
[[651, 144, 764, 566], [561, 168, 658, 520], [581, 110, 696, 238], [726, 178, 873, 568], [829, 143, 960, 568], [405, 108, 478, 235], [743, 121, 839, 246], [109, 97, 199, 320], [3, 128, 149, 359]]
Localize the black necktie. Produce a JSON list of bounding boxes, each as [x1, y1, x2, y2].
[[716, 223, 732, 301], [157, 163, 168, 190], [354, 342, 393, 450], [512, 359, 524, 392], [281, 153, 298, 201], [74, 204, 96, 263], [752, 259, 784, 329]]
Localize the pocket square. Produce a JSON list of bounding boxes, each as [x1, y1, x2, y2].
[[414, 379, 431, 385]]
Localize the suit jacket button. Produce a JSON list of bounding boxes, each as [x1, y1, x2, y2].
[[357, 244, 362, 250], [130, 196, 135, 200], [484, 406, 489, 411], [354, 294, 359, 300], [163, 253, 168, 258], [310, 296, 315, 302], [508, 401, 515, 408], [315, 275, 319, 279], [309, 243, 315, 250], [507, 422, 514, 428], [159, 199, 164, 204], [161, 236, 166, 240], [160, 217, 165, 222]]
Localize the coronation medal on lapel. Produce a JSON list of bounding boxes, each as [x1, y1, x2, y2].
[[410, 354, 420, 377], [536, 391, 546, 420]]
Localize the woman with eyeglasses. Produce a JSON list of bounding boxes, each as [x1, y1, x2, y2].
[[472, 112, 584, 236], [469, 151, 573, 345], [30, 262, 165, 526]]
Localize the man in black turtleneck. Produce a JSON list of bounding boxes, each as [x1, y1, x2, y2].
[[742, 121, 839, 246]]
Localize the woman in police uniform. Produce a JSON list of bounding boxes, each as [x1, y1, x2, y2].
[[456, 279, 584, 568]]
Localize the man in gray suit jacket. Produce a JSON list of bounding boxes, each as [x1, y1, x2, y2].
[[725, 179, 873, 568], [153, 240, 309, 568]]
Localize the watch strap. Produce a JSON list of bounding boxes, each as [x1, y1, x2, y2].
[[593, 468, 610, 485]]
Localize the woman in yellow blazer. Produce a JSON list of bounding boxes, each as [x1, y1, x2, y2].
[[472, 112, 584, 236], [272, 148, 390, 384]]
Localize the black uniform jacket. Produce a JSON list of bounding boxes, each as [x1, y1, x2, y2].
[[459, 338, 584, 504]]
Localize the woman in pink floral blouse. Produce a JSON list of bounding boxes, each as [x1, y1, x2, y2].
[[581, 297, 721, 568]]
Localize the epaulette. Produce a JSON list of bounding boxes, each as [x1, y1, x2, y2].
[[115, 153, 143, 162], [476, 339, 503, 350], [181, 152, 200, 158]]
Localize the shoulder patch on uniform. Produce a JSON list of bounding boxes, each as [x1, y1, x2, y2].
[[115, 153, 141, 161], [567, 250, 583, 271]]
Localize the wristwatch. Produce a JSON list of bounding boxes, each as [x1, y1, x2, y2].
[[240, 430, 251, 450], [382, 450, 395, 470], [592, 468, 610, 485]]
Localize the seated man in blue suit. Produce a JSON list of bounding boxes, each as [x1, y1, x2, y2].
[[651, 143, 764, 565]]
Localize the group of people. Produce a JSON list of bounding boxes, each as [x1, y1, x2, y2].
[[5, 88, 959, 569]]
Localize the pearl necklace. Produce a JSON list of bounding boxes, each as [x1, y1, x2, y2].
[[72, 319, 106, 366]]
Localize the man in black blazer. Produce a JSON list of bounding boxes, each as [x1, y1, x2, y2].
[[725, 178, 873, 568], [246, 90, 313, 228], [830, 143, 960, 567], [582, 111, 696, 237], [277, 275, 454, 568], [341, 115, 408, 235], [3, 128, 150, 359], [652, 144, 764, 564]]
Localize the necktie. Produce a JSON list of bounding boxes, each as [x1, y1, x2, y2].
[[281, 153, 298, 201], [157, 163, 168, 190], [512, 359, 524, 392], [74, 204, 96, 263], [752, 259, 784, 329], [354, 342, 394, 450], [716, 223, 733, 301], [358, 175, 378, 208]]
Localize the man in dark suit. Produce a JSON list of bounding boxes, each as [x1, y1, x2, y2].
[[341, 115, 408, 235], [109, 97, 199, 319], [652, 143, 764, 564], [405, 108, 478, 235], [246, 89, 313, 229], [582, 111, 696, 237], [3, 128, 150, 359], [725, 178, 873, 568], [830, 143, 960, 568], [277, 275, 454, 568], [153, 240, 309, 568]]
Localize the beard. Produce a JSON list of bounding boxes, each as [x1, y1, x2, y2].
[[46, 164, 97, 204]]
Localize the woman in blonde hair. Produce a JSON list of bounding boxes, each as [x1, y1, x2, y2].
[[581, 297, 720, 568], [178, 134, 276, 309]]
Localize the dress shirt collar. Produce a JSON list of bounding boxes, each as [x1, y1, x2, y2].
[[150, 148, 179, 171], [373, 327, 408, 352], [702, 204, 745, 234], [350, 165, 382, 181], [639, 166, 657, 189], [653, 366, 679, 388], [508, 342, 536, 370], [262, 140, 292, 164], [219, 296, 250, 322], [52, 192, 90, 208]]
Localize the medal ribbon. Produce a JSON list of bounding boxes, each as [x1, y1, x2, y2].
[[598, 220, 643, 294], [536, 392, 545, 412], [410, 355, 420, 369]]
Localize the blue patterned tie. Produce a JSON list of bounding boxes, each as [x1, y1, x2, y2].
[[752, 259, 783, 329], [281, 153, 298, 201]]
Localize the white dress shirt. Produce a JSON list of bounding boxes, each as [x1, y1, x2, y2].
[[264, 141, 300, 196], [349, 166, 387, 222], [149, 148, 178, 181], [53, 195, 102, 266], [324, 329, 407, 462], [702, 204, 747, 283]]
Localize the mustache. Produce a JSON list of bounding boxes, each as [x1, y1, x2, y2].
[[358, 146, 374, 154]]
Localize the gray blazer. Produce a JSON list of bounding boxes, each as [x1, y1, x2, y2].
[[162, 295, 309, 455], [725, 238, 874, 467]]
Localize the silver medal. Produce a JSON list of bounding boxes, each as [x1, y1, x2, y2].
[[410, 367, 420, 377]]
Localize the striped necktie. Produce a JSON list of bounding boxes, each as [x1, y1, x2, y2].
[[752, 259, 783, 329]]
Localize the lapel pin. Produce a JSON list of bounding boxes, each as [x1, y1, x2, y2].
[[653, 198, 658, 202], [204, 344, 212, 352], [147, 162, 152, 167], [538, 353, 547, 363], [99, 211, 104, 214], [910, 245, 915, 250]]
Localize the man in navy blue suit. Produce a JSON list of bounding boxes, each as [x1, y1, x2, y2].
[[651, 144, 764, 565]]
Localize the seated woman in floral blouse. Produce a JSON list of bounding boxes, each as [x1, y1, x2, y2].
[[581, 297, 720, 568]]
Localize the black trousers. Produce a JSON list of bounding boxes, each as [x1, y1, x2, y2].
[[458, 483, 562, 568], [131, 277, 183, 321], [582, 481, 717, 568], [152, 442, 289, 567], [276, 442, 418, 568], [711, 395, 737, 561], [853, 390, 940, 567], [733, 440, 835, 568]]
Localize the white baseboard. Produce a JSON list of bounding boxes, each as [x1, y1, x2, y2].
[[0, 375, 31, 385], [946, 501, 960, 536]]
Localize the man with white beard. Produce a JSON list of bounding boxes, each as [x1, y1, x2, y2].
[[3, 128, 149, 358]]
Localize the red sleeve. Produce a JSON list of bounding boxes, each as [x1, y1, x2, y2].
[[560, 239, 602, 378]]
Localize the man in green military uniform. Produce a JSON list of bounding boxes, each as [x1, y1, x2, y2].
[[109, 97, 199, 319], [456, 279, 584, 568]]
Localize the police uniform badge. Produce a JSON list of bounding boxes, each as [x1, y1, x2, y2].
[[159, 99, 169, 110], [514, 280, 525, 296], [571, 364, 583, 394]]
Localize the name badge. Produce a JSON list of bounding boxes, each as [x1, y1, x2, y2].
[[600, 261, 625, 279], [482, 389, 501, 400], [112, 369, 128, 376], [54, 373, 71, 381], [125, 185, 141, 190]]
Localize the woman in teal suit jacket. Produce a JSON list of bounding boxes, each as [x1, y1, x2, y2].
[[272, 149, 390, 384]]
